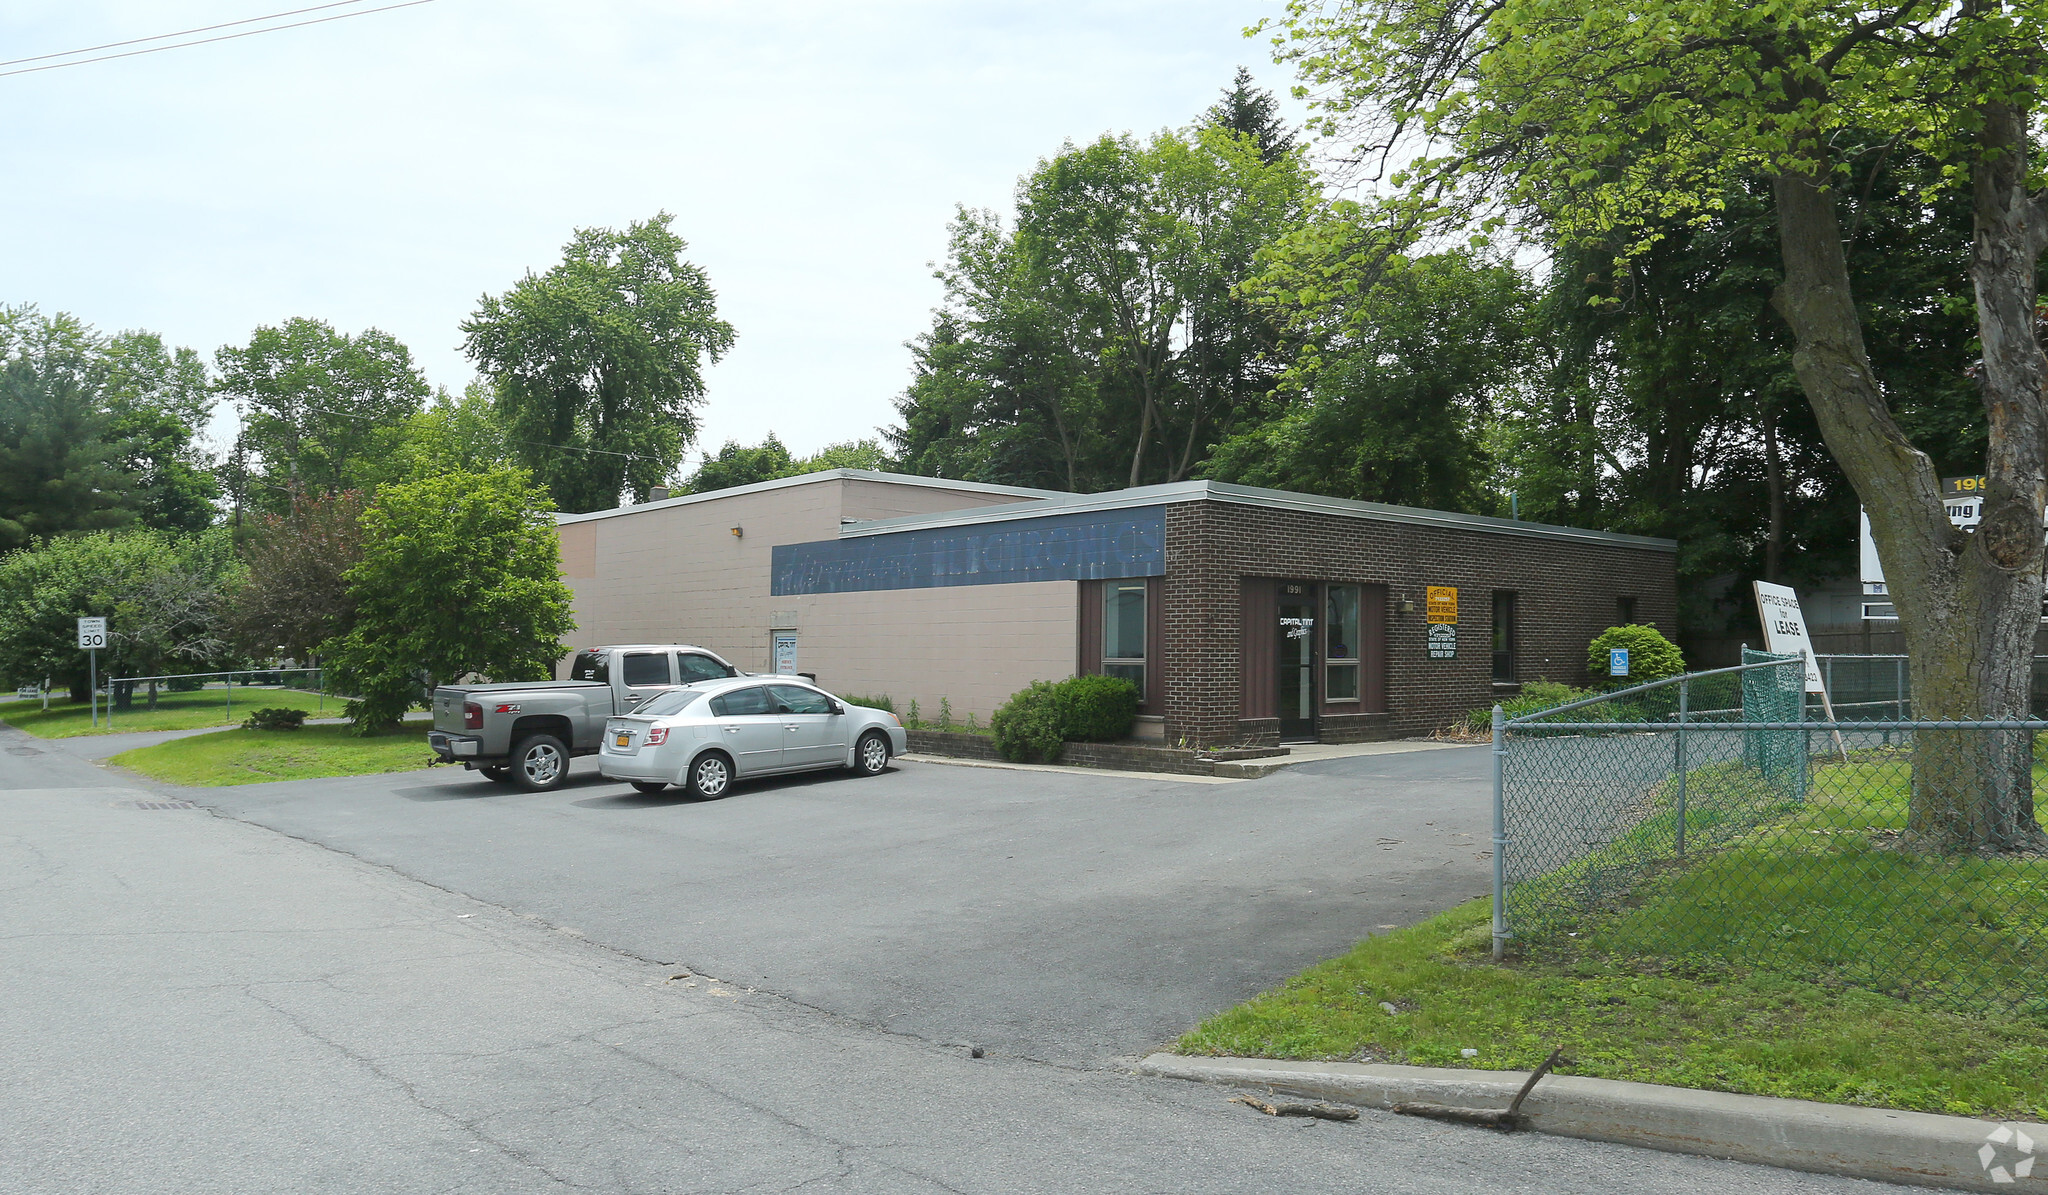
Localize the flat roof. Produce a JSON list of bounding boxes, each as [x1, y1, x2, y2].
[[553, 469, 1063, 527], [838, 479, 1678, 551]]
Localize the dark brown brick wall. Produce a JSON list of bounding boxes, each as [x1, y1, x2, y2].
[[1161, 500, 1678, 745]]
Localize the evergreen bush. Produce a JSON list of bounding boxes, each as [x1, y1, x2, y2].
[[1055, 675, 1140, 741], [1587, 624, 1685, 686], [991, 681, 1064, 763], [241, 707, 308, 731]]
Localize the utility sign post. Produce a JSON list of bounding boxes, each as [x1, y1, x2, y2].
[[77, 617, 108, 729]]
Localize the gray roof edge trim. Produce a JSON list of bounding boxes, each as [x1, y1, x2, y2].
[[838, 479, 1675, 550], [837, 482, 1205, 537], [1198, 482, 1680, 550], [552, 469, 1064, 526]]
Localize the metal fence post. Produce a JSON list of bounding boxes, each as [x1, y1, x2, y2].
[[1491, 703, 1509, 962], [1675, 678, 1689, 857]]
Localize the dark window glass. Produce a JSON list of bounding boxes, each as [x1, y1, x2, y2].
[[679, 653, 732, 683], [1103, 580, 1146, 695], [1616, 596, 1637, 626], [621, 652, 670, 686], [768, 684, 835, 715], [634, 689, 702, 717], [1492, 592, 1518, 682], [1327, 584, 1361, 702], [569, 650, 608, 683], [712, 686, 774, 717]]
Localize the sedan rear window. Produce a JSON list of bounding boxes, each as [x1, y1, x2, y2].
[[634, 689, 702, 718]]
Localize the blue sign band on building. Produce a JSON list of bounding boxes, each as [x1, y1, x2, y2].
[[772, 506, 1166, 595]]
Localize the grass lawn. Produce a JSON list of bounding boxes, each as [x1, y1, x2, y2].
[[1178, 750, 2048, 1120], [0, 688, 335, 738], [109, 723, 439, 786]]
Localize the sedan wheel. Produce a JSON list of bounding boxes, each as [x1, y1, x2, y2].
[[854, 731, 890, 776], [630, 780, 667, 794], [687, 752, 733, 799], [511, 734, 569, 792]]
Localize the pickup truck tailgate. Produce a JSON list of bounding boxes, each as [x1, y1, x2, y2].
[[432, 689, 471, 734]]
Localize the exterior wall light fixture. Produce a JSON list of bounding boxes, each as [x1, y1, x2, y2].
[[1397, 596, 1416, 614], [731, 526, 744, 538]]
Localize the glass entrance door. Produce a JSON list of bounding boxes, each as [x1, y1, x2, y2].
[[1278, 599, 1317, 741]]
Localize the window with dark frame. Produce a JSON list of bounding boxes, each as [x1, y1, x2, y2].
[[1616, 595, 1637, 626], [1326, 584, 1361, 702], [620, 651, 671, 687], [1492, 592, 1517, 683], [1102, 580, 1147, 697]]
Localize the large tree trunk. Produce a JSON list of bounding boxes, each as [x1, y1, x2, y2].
[[1771, 156, 2048, 855]]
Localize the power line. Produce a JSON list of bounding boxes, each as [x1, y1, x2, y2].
[[0, 0, 440, 80], [0, 1, 372, 69]]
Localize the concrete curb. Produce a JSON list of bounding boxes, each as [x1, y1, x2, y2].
[[1138, 1054, 2046, 1192]]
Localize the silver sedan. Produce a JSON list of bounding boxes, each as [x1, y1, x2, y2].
[[598, 675, 907, 798]]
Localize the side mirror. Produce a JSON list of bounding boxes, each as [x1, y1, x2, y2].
[[828, 701, 844, 715]]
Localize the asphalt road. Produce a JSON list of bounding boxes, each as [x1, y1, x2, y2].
[[2, 726, 1923, 1193]]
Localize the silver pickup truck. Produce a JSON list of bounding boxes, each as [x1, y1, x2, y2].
[[428, 644, 739, 791]]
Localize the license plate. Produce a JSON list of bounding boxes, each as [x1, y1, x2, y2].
[[615, 733, 631, 748]]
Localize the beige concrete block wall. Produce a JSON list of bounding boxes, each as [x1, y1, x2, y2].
[[766, 582, 1077, 720], [556, 473, 1075, 720]]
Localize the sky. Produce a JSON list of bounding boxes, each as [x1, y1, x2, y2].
[[2, 0, 1306, 471]]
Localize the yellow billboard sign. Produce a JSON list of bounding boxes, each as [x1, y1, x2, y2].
[[1426, 586, 1458, 624]]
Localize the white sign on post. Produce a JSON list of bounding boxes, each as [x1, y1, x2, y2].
[[76, 617, 108, 650], [1752, 582, 1825, 695]]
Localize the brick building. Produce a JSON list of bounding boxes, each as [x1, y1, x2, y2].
[[557, 469, 1675, 745]]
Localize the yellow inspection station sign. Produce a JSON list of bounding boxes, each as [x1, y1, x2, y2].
[[1426, 586, 1458, 624]]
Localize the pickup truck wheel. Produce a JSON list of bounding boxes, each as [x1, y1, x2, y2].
[[510, 734, 569, 791], [853, 731, 891, 776], [686, 751, 733, 800], [478, 765, 514, 784]]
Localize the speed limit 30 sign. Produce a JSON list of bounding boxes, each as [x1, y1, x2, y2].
[[76, 617, 108, 650]]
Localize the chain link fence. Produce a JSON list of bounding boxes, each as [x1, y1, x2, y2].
[[1489, 654, 2048, 1016]]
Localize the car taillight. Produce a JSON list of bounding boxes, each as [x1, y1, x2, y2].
[[645, 727, 669, 746], [463, 702, 483, 730]]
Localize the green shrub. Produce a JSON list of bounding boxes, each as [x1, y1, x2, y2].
[[838, 693, 895, 714], [241, 707, 308, 731], [991, 681, 1064, 763], [1463, 679, 1606, 733], [1587, 624, 1685, 686], [1055, 675, 1140, 741]]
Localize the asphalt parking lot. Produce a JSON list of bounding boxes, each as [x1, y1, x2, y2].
[[4, 725, 1925, 1194], [149, 745, 1499, 1065]]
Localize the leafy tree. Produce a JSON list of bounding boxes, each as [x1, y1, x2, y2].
[[227, 488, 366, 661], [686, 434, 797, 493], [1267, 0, 2048, 852], [682, 434, 893, 494], [323, 469, 575, 730], [376, 382, 518, 485], [462, 213, 736, 513], [0, 531, 223, 702], [102, 331, 219, 535], [214, 317, 428, 511], [892, 94, 1315, 492], [1211, 248, 1531, 512], [107, 529, 239, 708]]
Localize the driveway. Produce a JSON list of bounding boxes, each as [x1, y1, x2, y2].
[[112, 744, 1497, 1065]]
